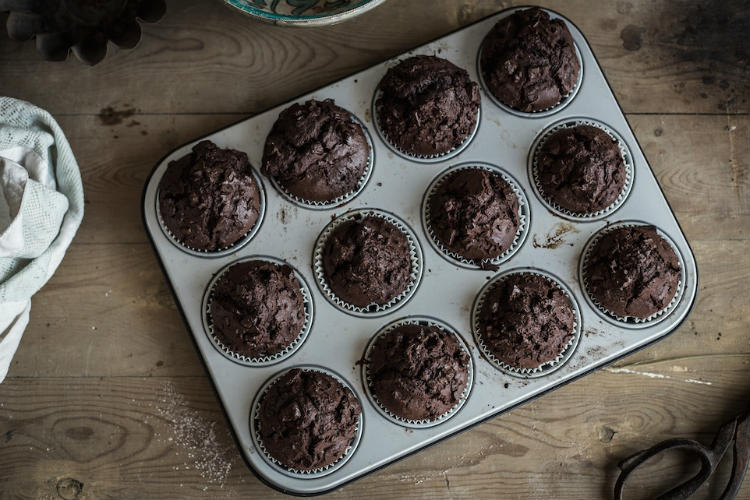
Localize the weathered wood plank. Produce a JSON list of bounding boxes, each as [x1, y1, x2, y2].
[[0, 0, 747, 115], [0, 355, 747, 499]]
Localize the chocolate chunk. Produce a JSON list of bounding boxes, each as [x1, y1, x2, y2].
[[481, 7, 580, 112], [479, 273, 575, 370], [262, 99, 370, 202], [158, 140, 260, 251], [210, 260, 305, 358], [368, 323, 470, 421], [376, 55, 480, 156], [585, 226, 681, 318], [258, 369, 361, 471]]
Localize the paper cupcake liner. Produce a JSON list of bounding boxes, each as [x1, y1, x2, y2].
[[371, 88, 480, 163], [579, 222, 686, 329], [422, 162, 530, 270], [361, 316, 474, 429], [201, 256, 314, 366], [312, 208, 424, 318], [249, 366, 363, 479], [471, 268, 582, 378], [267, 113, 375, 210], [529, 118, 634, 221], [155, 165, 267, 258], [476, 16, 584, 118]]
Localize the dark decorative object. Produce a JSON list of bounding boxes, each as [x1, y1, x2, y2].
[[1, 0, 166, 65]]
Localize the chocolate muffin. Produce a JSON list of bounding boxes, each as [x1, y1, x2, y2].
[[158, 140, 260, 251], [429, 168, 520, 261], [537, 125, 626, 213], [585, 226, 681, 319], [480, 7, 580, 112], [262, 99, 370, 203], [210, 260, 306, 358], [368, 323, 470, 421], [322, 215, 412, 308], [258, 369, 361, 471], [478, 273, 575, 370], [376, 55, 480, 156]]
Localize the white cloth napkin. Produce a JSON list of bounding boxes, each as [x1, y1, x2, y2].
[[0, 97, 84, 382]]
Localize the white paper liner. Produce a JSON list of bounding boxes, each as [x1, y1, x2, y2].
[[529, 118, 634, 221], [422, 162, 530, 270], [371, 88, 480, 163], [201, 256, 314, 366], [312, 208, 423, 317], [471, 268, 582, 378], [249, 366, 364, 479], [361, 316, 474, 429], [155, 164, 266, 258], [476, 10, 584, 118], [579, 222, 686, 329], [267, 113, 375, 210]]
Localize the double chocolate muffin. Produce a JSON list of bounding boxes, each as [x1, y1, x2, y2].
[[376, 55, 480, 156], [368, 323, 470, 421], [258, 369, 361, 471], [480, 7, 580, 112], [429, 168, 520, 261], [210, 260, 306, 358], [585, 226, 681, 319], [536, 125, 626, 214], [478, 273, 575, 370], [322, 215, 412, 308], [158, 140, 260, 251], [262, 99, 370, 203]]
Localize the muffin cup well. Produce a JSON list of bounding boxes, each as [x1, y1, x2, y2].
[[155, 163, 266, 258], [249, 366, 364, 479], [267, 113, 376, 210], [528, 118, 634, 221], [476, 17, 584, 118], [312, 208, 423, 318], [471, 268, 582, 378], [422, 162, 530, 270], [579, 221, 686, 329], [371, 89, 481, 163], [202, 256, 314, 366], [361, 316, 474, 429]]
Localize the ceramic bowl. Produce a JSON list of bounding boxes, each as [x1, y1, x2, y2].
[[222, 0, 387, 26]]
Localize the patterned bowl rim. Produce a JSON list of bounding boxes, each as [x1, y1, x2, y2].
[[223, 0, 388, 26]]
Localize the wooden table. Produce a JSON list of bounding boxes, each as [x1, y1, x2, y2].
[[0, 1, 747, 498]]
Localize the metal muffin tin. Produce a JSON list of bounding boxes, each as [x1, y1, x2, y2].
[[142, 6, 698, 496]]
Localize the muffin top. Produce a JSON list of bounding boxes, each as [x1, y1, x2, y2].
[[478, 273, 575, 370], [158, 140, 260, 251], [262, 99, 370, 202], [480, 7, 580, 112], [322, 215, 412, 308], [429, 168, 520, 261], [376, 55, 480, 156], [585, 226, 681, 319], [258, 369, 361, 471], [210, 260, 305, 358], [368, 323, 470, 421], [537, 125, 626, 213]]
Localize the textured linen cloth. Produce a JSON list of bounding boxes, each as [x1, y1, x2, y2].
[[0, 97, 84, 382]]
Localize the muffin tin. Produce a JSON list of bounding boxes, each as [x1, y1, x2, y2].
[[142, 6, 698, 495]]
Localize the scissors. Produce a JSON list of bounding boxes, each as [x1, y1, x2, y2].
[[614, 409, 750, 500]]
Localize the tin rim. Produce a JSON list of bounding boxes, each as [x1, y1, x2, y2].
[[201, 256, 314, 366], [249, 366, 364, 479], [421, 162, 531, 270], [471, 267, 582, 378], [528, 117, 635, 221], [579, 221, 686, 329], [361, 316, 474, 428], [312, 208, 424, 318]]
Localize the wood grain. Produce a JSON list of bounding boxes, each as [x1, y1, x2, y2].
[[0, 0, 747, 115], [0, 355, 747, 499]]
